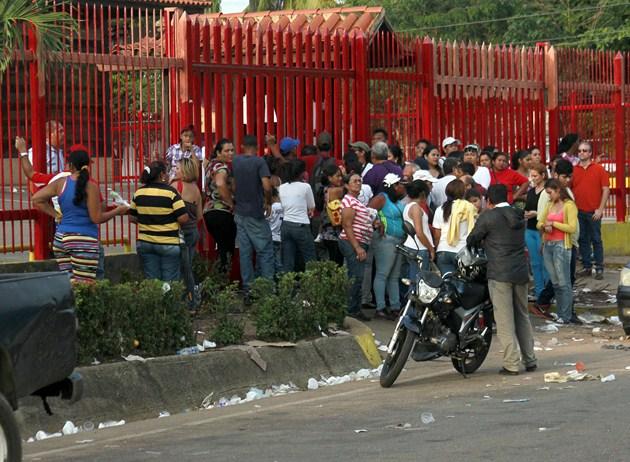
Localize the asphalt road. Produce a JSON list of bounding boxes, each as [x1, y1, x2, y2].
[[24, 321, 630, 462]]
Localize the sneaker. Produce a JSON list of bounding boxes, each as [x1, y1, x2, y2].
[[594, 270, 604, 280], [525, 364, 538, 372], [569, 315, 583, 325], [499, 367, 519, 376], [577, 267, 592, 278], [529, 304, 554, 320]]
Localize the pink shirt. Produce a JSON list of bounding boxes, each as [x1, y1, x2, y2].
[[340, 194, 373, 245], [545, 210, 565, 241]]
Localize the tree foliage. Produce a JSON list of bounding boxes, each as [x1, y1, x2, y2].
[[0, 0, 77, 76], [246, 0, 339, 11], [341, 0, 630, 50]]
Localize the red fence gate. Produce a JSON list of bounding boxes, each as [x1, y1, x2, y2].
[[1, 5, 628, 260]]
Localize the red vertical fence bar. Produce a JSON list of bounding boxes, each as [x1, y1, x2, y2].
[[613, 53, 626, 222]]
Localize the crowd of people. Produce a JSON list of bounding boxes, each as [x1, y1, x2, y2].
[[18, 123, 611, 332]]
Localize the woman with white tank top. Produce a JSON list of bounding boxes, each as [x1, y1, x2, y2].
[[402, 180, 434, 279]]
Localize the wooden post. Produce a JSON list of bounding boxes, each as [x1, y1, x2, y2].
[[421, 37, 435, 143], [353, 31, 369, 142], [544, 45, 558, 160]]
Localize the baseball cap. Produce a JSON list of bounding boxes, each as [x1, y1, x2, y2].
[[279, 137, 300, 153], [316, 131, 332, 150], [412, 169, 438, 183], [349, 141, 370, 153], [383, 173, 402, 187], [442, 136, 460, 149], [464, 144, 479, 152]]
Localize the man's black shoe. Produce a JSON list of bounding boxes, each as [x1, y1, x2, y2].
[[349, 311, 372, 322], [525, 365, 538, 372], [594, 270, 604, 280], [362, 302, 376, 310], [569, 315, 583, 325], [499, 367, 519, 376], [374, 310, 394, 321]]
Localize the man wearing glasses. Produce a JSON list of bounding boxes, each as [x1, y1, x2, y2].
[[571, 141, 610, 280]]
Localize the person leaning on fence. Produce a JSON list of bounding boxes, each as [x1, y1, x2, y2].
[[165, 125, 203, 178], [203, 139, 236, 273], [171, 157, 203, 308], [26, 120, 65, 175], [130, 161, 189, 282], [32, 149, 128, 283]]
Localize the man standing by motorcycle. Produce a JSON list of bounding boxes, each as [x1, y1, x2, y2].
[[466, 184, 537, 375]]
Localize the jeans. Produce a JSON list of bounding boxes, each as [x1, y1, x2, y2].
[[361, 231, 377, 305], [525, 229, 548, 298], [96, 243, 105, 280], [181, 227, 199, 306], [578, 211, 604, 270], [235, 214, 275, 290], [436, 251, 458, 276], [488, 280, 537, 372], [543, 241, 573, 322], [372, 233, 403, 311], [406, 248, 431, 281], [204, 210, 236, 273], [272, 241, 282, 276], [281, 221, 316, 273], [338, 239, 368, 314], [137, 241, 181, 282]]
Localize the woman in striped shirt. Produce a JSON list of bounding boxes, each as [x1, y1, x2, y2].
[[130, 161, 189, 282], [338, 173, 380, 321]]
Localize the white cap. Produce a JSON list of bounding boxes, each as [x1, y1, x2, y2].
[[383, 173, 402, 187], [412, 169, 438, 183], [442, 136, 460, 149]]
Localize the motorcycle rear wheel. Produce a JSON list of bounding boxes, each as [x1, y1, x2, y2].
[[451, 312, 493, 375], [380, 328, 416, 388]]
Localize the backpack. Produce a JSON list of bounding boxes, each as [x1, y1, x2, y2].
[[326, 199, 343, 227]]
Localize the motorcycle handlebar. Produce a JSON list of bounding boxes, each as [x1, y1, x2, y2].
[[396, 245, 423, 263]]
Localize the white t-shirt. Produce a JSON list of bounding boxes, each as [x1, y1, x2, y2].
[[430, 174, 456, 208], [432, 205, 469, 254], [358, 184, 373, 206], [267, 202, 283, 242], [473, 166, 491, 189], [361, 163, 373, 178], [403, 202, 433, 251], [278, 181, 315, 224]]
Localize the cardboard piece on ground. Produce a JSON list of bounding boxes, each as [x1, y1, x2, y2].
[[245, 340, 297, 348], [223, 345, 268, 371]]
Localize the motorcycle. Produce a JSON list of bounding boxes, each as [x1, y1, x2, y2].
[[379, 222, 494, 388]]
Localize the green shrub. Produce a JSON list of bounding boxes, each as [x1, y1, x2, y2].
[[74, 280, 193, 364], [299, 261, 349, 327], [205, 282, 244, 346], [193, 254, 228, 287], [252, 262, 350, 342]]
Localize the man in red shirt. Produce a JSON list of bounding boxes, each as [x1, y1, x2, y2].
[[571, 141, 610, 280]]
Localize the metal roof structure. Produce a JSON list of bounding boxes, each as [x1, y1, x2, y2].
[[194, 6, 391, 36]]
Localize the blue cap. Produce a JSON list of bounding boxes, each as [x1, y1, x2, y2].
[[279, 137, 300, 153]]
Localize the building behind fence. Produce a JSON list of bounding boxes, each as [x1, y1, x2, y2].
[[1, 3, 628, 259]]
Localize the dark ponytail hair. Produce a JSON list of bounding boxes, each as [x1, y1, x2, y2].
[[442, 179, 466, 222], [140, 160, 167, 185], [68, 149, 90, 206], [212, 138, 233, 159]]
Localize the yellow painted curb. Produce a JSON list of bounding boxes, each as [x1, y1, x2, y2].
[[354, 331, 382, 368]]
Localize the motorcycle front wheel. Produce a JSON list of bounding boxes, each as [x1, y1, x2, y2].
[[380, 328, 416, 388]]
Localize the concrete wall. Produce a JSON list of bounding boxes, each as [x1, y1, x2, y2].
[[602, 222, 630, 256], [0, 253, 142, 283]]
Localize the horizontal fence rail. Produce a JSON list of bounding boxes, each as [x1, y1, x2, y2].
[[0, 4, 628, 259]]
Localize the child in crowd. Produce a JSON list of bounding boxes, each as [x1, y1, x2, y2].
[[465, 188, 483, 213], [267, 188, 284, 275]]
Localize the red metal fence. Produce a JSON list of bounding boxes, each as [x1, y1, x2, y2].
[[1, 4, 628, 259]]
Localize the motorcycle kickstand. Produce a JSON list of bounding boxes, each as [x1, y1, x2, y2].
[[457, 356, 468, 378]]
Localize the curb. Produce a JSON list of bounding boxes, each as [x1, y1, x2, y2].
[[17, 320, 379, 438]]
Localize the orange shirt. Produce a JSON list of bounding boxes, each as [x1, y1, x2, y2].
[[572, 162, 609, 212]]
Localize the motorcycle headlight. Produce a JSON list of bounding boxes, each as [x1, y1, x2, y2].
[[417, 279, 440, 304]]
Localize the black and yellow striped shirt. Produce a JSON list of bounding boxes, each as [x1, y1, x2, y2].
[[130, 183, 187, 245]]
